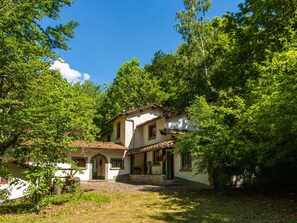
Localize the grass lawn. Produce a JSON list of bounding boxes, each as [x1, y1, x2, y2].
[[0, 188, 296, 223]]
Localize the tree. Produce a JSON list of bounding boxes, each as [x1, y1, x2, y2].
[[0, 0, 78, 155], [175, 0, 215, 97], [0, 1, 99, 204], [240, 47, 297, 188], [98, 58, 169, 129], [73, 80, 104, 138], [176, 93, 247, 188], [175, 0, 297, 189], [210, 0, 297, 92]]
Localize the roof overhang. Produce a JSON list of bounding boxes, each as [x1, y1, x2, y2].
[[107, 104, 167, 123], [128, 140, 175, 155], [71, 141, 128, 151]]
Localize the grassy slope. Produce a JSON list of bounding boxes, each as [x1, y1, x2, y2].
[[0, 189, 297, 223]]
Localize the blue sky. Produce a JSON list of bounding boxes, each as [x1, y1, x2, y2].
[[49, 0, 243, 85]]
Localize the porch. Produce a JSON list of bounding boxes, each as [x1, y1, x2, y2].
[[128, 140, 175, 185]]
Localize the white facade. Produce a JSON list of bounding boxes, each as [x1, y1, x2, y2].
[[1, 105, 210, 201], [57, 148, 130, 181], [59, 106, 210, 185]]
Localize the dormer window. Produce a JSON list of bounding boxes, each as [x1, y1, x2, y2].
[[148, 123, 156, 140], [116, 122, 121, 139]]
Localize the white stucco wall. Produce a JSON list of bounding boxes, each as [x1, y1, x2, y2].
[[110, 117, 125, 146], [165, 113, 194, 131], [57, 149, 130, 181], [147, 151, 162, 175], [0, 164, 29, 203], [174, 154, 210, 185], [125, 109, 165, 148], [0, 178, 30, 203], [142, 118, 171, 147]]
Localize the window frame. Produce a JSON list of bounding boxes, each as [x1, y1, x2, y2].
[[110, 158, 124, 169], [148, 122, 157, 140], [180, 152, 192, 171], [72, 157, 87, 169]]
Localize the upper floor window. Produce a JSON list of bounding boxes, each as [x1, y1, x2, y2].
[[116, 122, 121, 139], [181, 152, 192, 171], [148, 123, 156, 139]]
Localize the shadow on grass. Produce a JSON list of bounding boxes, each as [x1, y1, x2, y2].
[[139, 187, 297, 223]]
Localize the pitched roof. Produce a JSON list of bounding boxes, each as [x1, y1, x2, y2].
[[71, 141, 127, 150], [107, 104, 167, 123], [128, 140, 175, 154]]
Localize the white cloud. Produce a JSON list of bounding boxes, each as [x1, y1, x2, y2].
[[50, 59, 91, 83]]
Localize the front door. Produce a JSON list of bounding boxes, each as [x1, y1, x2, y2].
[[92, 154, 106, 180], [166, 151, 174, 179]]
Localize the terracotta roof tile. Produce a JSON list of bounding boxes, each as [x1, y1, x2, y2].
[[128, 140, 175, 154], [71, 141, 127, 150]]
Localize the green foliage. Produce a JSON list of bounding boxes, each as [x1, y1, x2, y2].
[[0, 192, 109, 214], [73, 80, 104, 137], [40, 193, 109, 210], [0, 200, 36, 214], [175, 0, 297, 189], [176, 93, 247, 187], [40, 194, 71, 206], [240, 48, 297, 186], [0, 0, 98, 205], [97, 58, 169, 129]]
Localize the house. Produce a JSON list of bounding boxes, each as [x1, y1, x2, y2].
[[62, 104, 210, 186], [1, 104, 210, 200]]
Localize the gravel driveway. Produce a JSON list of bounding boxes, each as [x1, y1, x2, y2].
[[80, 180, 210, 194], [80, 181, 163, 194]]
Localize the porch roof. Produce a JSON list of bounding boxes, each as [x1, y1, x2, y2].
[[71, 141, 128, 150], [128, 140, 175, 154]]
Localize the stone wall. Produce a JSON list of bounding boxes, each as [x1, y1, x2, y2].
[[129, 174, 166, 185]]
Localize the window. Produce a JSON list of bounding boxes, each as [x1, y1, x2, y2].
[[116, 122, 121, 139], [148, 123, 156, 139], [153, 150, 160, 165], [0, 177, 8, 184], [181, 153, 191, 171], [111, 158, 124, 169], [72, 157, 87, 168]]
